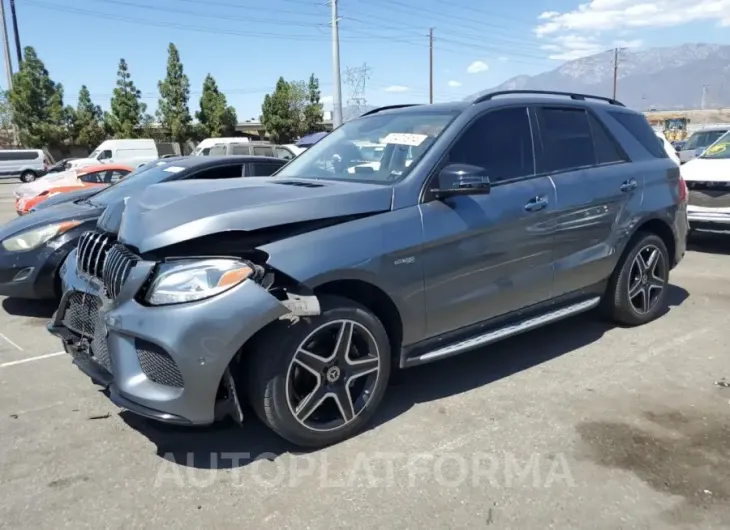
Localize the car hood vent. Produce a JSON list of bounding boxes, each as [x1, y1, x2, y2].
[[274, 180, 324, 188]]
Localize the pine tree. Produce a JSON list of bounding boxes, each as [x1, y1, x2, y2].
[[196, 74, 237, 138], [157, 43, 191, 146], [108, 58, 147, 138], [73, 86, 105, 149], [303, 74, 324, 134], [261, 78, 302, 144], [8, 46, 67, 147]]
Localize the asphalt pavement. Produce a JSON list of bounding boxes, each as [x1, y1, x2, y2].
[[0, 179, 728, 529]]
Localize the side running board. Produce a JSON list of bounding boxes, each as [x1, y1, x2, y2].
[[408, 296, 601, 366]]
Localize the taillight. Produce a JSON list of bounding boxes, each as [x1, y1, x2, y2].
[[678, 176, 687, 202]]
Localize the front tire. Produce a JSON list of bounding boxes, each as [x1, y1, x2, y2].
[[19, 171, 37, 183], [603, 232, 670, 326], [247, 295, 391, 448]]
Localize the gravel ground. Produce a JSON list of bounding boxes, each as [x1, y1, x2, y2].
[[0, 180, 728, 529]]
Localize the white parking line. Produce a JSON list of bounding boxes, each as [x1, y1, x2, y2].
[[0, 351, 65, 368], [0, 332, 23, 351]]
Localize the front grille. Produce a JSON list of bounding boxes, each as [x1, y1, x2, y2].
[[136, 339, 184, 388], [77, 231, 139, 298], [688, 189, 730, 209], [62, 291, 100, 338]]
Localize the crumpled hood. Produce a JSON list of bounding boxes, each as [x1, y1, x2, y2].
[[118, 177, 394, 253], [0, 200, 102, 241]]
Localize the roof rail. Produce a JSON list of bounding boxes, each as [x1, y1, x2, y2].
[[360, 104, 422, 117], [474, 90, 625, 107]]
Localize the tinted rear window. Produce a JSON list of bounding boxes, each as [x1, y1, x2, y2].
[[609, 112, 666, 158], [0, 150, 40, 161]]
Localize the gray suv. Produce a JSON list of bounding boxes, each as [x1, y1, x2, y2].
[[49, 90, 689, 448]]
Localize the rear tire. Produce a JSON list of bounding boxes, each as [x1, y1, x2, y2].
[[247, 295, 391, 448], [602, 232, 670, 326], [19, 171, 37, 183]]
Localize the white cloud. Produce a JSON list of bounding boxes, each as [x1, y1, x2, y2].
[[320, 95, 333, 103], [535, 0, 730, 37], [448, 80, 462, 87], [543, 34, 606, 60], [384, 85, 409, 93], [467, 60, 489, 74], [538, 11, 560, 19]]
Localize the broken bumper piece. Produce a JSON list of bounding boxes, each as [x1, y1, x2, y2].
[[51, 248, 319, 426]]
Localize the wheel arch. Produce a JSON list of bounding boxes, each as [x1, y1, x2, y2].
[[626, 216, 677, 267]]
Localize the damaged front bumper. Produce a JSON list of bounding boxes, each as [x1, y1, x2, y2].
[[49, 248, 303, 426]]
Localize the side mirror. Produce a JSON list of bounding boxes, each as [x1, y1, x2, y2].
[[431, 163, 491, 199]]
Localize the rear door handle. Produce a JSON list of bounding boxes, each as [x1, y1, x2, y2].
[[524, 196, 549, 212], [620, 179, 638, 192]]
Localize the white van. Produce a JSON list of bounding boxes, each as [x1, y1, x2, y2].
[[192, 137, 249, 156], [72, 139, 159, 169], [0, 149, 51, 182]]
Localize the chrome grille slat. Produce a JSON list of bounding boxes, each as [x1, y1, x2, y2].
[[76, 231, 139, 299]]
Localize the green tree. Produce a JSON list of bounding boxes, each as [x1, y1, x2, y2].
[[108, 58, 147, 138], [72, 85, 105, 149], [8, 46, 67, 147], [303, 74, 324, 134], [196, 74, 237, 138], [260, 77, 306, 143], [157, 43, 191, 146]]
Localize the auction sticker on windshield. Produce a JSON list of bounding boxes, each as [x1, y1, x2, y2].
[[382, 133, 428, 147], [163, 166, 185, 173]]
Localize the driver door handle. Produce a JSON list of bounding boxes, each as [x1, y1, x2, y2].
[[620, 179, 638, 192], [524, 195, 548, 212]]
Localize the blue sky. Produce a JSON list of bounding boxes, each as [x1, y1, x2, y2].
[[4, 0, 730, 119]]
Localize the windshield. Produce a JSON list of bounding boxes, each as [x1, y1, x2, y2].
[[87, 160, 181, 206], [685, 130, 727, 151], [699, 130, 730, 159], [275, 110, 459, 183]]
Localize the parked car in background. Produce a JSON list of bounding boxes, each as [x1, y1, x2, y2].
[[0, 156, 287, 300], [680, 130, 730, 232], [0, 149, 52, 183], [70, 139, 161, 169], [192, 137, 249, 156], [50, 90, 688, 449], [655, 131, 680, 165], [16, 163, 133, 215], [678, 127, 728, 164], [45, 158, 79, 175], [30, 159, 186, 214], [206, 141, 299, 161]]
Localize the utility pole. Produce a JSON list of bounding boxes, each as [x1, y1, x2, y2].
[[0, 0, 18, 146], [701, 85, 709, 125], [429, 28, 434, 104], [9, 0, 21, 66], [612, 48, 618, 100], [330, 0, 343, 128]]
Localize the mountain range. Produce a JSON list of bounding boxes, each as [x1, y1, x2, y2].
[[467, 43, 730, 111]]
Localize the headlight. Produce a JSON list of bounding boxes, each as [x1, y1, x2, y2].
[[1, 221, 81, 252], [146, 258, 254, 306]]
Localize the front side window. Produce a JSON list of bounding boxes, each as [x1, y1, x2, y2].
[[275, 110, 459, 183], [276, 147, 293, 160], [79, 170, 105, 184], [95, 149, 112, 161], [447, 106, 534, 182]]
